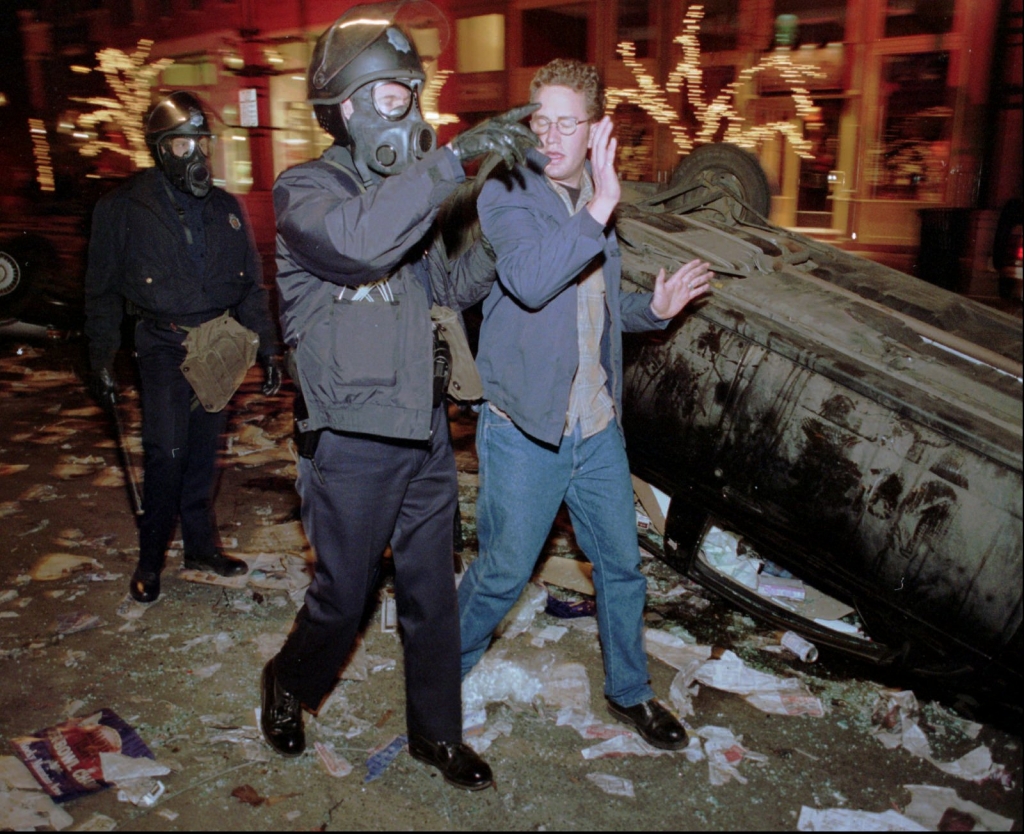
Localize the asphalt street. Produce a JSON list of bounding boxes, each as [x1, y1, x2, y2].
[[0, 336, 1021, 832]]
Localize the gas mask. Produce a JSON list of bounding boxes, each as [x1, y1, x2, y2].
[[157, 135, 213, 199], [344, 79, 437, 180]]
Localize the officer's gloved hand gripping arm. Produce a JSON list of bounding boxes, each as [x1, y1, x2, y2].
[[449, 104, 541, 171]]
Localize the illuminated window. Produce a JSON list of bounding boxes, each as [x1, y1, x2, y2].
[[456, 14, 505, 73], [161, 60, 217, 87], [869, 51, 952, 202], [773, 0, 846, 48]]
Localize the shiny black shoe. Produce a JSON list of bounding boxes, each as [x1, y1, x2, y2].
[[408, 733, 493, 791], [607, 698, 689, 750], [260, 660, 305, 757], [183, 550, 248, 577], [129, 567, 160, 603]]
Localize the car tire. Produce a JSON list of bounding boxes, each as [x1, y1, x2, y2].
[[0, 233, 62, 320], [665, 142, 772, 223]]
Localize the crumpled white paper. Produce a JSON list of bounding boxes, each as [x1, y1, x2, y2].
[[461, 651, 590, 714], [797, 806, 928, 831], [694, 650, 825, 717], [871, 691, 1008, 784], [585, 772, 635, 798], [697, 725, 768, 785], [902, 784, 1014, 831]]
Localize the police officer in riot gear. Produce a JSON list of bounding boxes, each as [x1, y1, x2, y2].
[[259, 1, 537, 790], [147, 94, 215, 198], [84, 91, 282, 605]]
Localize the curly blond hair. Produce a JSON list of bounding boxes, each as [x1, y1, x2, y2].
[[529, 58, 604, 119]]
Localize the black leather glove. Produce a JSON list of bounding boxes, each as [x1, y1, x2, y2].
[[450, 103, 541, 170], [261, 355, 283, 397], [89, 366, 117, 413]]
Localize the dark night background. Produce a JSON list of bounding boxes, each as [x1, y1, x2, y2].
[[0, 2, 33, 179]]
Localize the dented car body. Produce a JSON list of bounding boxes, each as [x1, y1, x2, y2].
[[615, 186, 1022, 706]]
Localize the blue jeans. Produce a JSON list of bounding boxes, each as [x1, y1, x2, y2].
[[458, 406, 654, 707]]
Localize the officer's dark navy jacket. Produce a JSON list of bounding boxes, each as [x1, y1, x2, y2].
[[274, 144, 495, 442], [84, 166, 278, 372]]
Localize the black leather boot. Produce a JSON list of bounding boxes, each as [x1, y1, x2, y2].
[[607, 698, 689, 750], [408, 733, 493, 790], [260, 660, 305, 757], [183, 550, 248, 577], [129, 566, 160, 603]]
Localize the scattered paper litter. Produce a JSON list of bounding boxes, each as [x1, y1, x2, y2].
[[315, 742, 353, 778], [30, 553, 102, 581], [697, 725, 768, 786], [902, 784, 1014, 831], [365, 735, 407, 783], [530, 624, 568, 646], [585, 772, 635, 798], [0, 788, 75, 831], [694, 650, 825, 717], [116, 594, 158, 621], [462, 652, 591, 714], [871, 691, 1008, 783], [463, 715, 514, 754], [496, 581, 548, 641], [797, 806, 928, 831]]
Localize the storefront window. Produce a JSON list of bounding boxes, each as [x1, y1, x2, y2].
[[884, 0, 955, 38], [521, 4, 588, 66], [611, 102, 655, 182], [279, 102, 331, 172], [868, 51, 952, 202], [796, 97, 841, 227], [457, 14, 505, 72], [698, 0, 739, 52], [773, 0, 845, 48], [217, 104, 252, 194], [617, 0, 656, 60], [270, 64, 331, 178]]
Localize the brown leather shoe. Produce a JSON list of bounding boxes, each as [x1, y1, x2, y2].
[[607, 698, 689, 750], [184, 550, 248, 577], [408, 733, 493, 790], [260, 660, 305, 757]]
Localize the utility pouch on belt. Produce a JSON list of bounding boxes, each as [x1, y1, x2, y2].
[[433, 328, 452, 408], [285, 348, 322, 459], [430, 305, 482, 403], [180, 311, 259, 412]]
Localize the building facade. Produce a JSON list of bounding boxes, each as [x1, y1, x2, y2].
[[13, 0, 1022, 297]]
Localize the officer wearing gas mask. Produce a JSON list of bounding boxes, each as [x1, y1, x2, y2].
[[84, 91, 282, 605], [259, 2, 538, 791]]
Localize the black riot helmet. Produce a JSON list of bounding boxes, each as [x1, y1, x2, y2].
[[307, 1, 448, 179], [145, 91, 215, 198]]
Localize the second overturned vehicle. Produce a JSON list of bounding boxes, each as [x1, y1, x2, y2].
[[612, 144, 1022, 716]]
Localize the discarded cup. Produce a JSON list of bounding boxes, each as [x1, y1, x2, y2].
[[778, 630, 818, 662]]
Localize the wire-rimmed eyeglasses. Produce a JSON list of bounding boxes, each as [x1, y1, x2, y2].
[[529, 115, 591, 136]]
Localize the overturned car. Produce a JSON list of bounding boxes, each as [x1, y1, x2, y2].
[[615, 145, 1022, 716]]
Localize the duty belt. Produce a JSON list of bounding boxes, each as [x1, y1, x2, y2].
[[129, 302, 236, 333]]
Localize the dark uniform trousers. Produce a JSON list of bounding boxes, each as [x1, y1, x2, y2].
[[274, 402, 462, 743], [135, 318, 227, 572]]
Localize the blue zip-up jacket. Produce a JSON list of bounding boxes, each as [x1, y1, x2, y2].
[[475, 149, 668, 447]]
